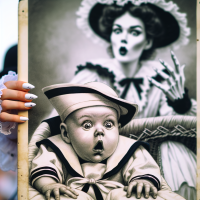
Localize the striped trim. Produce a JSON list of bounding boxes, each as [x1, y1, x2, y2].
[[129, 174, 160, 189], [101, 141, 149, 179], [30, 167, 59, 185], [31, 166, 57, 175], [36, 139, 83, 178], [44, 87, 100, 99]]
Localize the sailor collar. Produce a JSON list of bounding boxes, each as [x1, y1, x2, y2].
[[36, 135, 149, 178]]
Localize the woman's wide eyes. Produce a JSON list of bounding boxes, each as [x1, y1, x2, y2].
[[82, 121, 92, 129], [130, 30, 141, 36], [113, 28, 122, 34], [113, 28, 141, 36]]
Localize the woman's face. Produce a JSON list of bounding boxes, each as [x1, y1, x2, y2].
[[111, 12, 152, 63]]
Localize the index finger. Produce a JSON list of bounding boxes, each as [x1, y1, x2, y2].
[[171, 51, 180, 74], [159, 59, 176, 81], [4, 81, 35, 92]]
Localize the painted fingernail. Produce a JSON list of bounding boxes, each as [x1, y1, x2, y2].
[[20, 117, 29, 121], [159, 59, 163, 63], [171, 50, 174, 55], [25, 93, 38, 100], [22, 83, 35, 89], [25, 102, 36, 107]]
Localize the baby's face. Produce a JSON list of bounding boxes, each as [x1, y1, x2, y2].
[[65, 106, 119, 163]]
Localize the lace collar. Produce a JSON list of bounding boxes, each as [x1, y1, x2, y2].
[[87, 58, 165, 111]]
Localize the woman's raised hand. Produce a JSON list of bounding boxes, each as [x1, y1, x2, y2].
[[0, 81, 37, 123], [148, 51, 185, 102]]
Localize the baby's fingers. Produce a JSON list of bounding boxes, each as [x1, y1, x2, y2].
[[60, 187, 78, 199], [126, 181, 137, 198], [136, 182, 144, 199], [150, 186, 158, 199], [0, 112, 28, 122], [144, 183, 150, 199], [45, 190, 51, 200], [4, 81, 35, 92], [1, 89, 37, 101], [53, 188, 60, 200], [1, 100, 36, 112]]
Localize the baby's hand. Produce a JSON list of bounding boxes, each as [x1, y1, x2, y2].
[[0, 81, 36, 123], [124, 179, 157, 199], [41, 183, 79, 200]]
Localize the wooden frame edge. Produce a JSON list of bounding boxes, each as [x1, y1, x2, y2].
[[197, 0, 200, 200], [16, 0, 199, 199], [18, 0, 28, 199]]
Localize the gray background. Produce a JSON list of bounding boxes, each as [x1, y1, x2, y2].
[[28, 0, 196, 140]]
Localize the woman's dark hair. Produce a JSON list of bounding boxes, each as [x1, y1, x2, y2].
[[98, 3, 164, 60]]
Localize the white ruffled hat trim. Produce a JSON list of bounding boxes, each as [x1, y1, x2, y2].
[[76, 0, 190, 50]]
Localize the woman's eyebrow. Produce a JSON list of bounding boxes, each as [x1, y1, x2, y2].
[[113, 24, 122, 28], [129, 25, 143, 29]]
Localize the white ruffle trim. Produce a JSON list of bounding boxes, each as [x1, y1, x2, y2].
[[0, 71, 18, 135], [0, 133, 17, 171], [0, 71, 18, 101], [76, 0, 190, 49]]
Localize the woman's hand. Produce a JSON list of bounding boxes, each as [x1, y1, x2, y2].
[[0, 81, 37, 123], [148, 51, 185, 102], [124, 179, 157, 199]]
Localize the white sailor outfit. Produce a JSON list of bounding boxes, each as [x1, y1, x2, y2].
[[30, 135, 185, 200]]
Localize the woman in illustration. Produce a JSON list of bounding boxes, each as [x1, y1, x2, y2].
[[0, 0, 196, 199]]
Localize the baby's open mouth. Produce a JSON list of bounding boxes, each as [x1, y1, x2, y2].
[[93, 140, 104, 153]]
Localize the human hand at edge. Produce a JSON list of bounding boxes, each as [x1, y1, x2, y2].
[[0, 81, 36, 123]]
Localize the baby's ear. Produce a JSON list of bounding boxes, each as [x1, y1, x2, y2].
[[60, 122, 71, 144], [118, 123, 121, 129]]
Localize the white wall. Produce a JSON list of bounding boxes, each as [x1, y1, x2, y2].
[[0, 0, 18, 71]]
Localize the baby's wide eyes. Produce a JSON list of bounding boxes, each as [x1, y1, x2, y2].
[[104, 120, 114, 129], [82, 121, 92, 130]]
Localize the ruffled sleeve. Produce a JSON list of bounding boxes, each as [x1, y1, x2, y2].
[[0, 71, 18, 171], [158, 90, 196, 117], [71, 62, 115, 89]]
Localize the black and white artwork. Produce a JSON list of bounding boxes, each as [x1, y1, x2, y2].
[[28, 1, 197, 200]]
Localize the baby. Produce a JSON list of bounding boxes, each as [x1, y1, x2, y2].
[[30, 82, 185, 200]]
